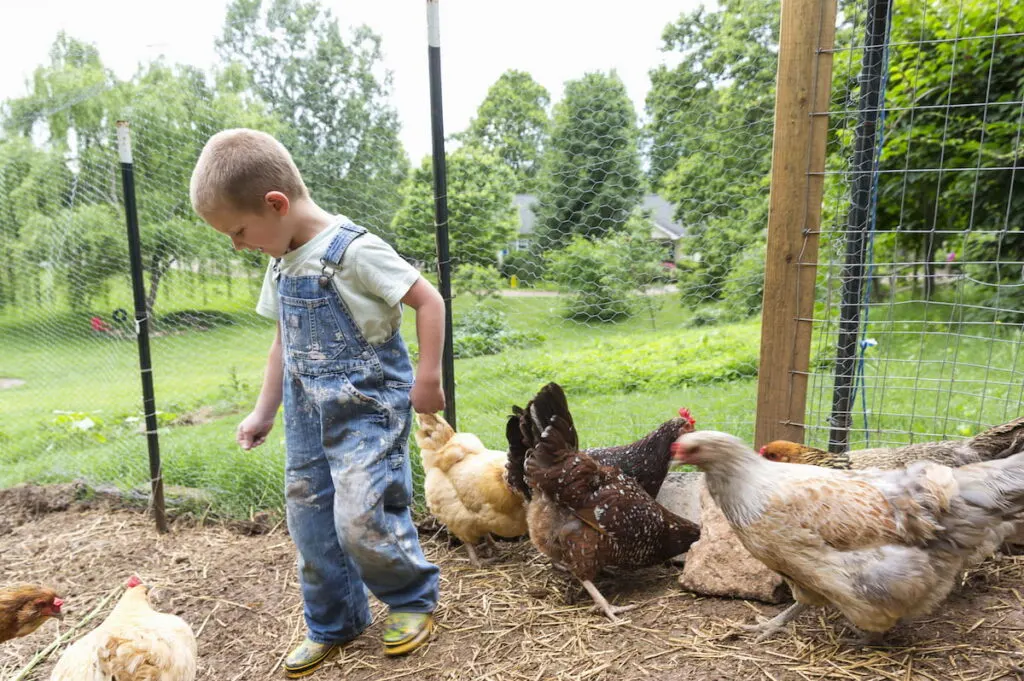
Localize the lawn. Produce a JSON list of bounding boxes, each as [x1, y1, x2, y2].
[[1, 268, 1022, 518]]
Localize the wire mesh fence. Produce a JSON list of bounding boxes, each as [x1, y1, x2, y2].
[[1, 0, 1018, 520], [803, 0, 1024, 452]]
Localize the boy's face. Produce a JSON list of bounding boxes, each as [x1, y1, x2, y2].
[[205, 193, 294, 258]]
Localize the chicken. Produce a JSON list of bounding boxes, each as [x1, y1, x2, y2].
[[0, 584, 63, 643], [505, 398, 696, 501], [51, 576, 196, 681], [511, 383, 701, 623], [759, 415, 1024, 469], [672, 430, 1024, 643], [415, 412, 528, 566]]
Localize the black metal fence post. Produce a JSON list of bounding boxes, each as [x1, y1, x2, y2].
[[827, 0, 893, 453], [116, 120, 168, 533], [426, 0, 457, 428]]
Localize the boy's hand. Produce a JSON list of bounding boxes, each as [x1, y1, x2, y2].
[[410, 374, 445, 414], [237, 410, 275, 450]]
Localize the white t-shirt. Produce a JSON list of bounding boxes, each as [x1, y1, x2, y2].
[[256, 218, 420, 345]]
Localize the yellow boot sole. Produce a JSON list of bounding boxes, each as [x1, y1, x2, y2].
[[382, 616, 434, 656]]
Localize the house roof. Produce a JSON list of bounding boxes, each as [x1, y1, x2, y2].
[[513, 193, 684, 239], [642, 194, 687, 239]]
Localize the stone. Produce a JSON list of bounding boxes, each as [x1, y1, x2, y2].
[[677, 484, 791, 604], [654, 471, 703, 527]]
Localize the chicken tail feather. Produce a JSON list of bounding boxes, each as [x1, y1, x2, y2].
[[525, 414, 602, 508], [505, 407, 532, 500], [414, 413, 455, 459], [525, 383, 578, 451]]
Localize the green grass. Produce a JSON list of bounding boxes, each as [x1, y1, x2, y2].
[[2, 268, 1022, 518]]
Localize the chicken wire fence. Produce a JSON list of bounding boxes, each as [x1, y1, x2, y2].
[[2, 0, 1014, 520], [802, 0, 1024, 453]]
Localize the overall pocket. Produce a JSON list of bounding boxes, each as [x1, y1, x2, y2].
[[280, 295, 346, 362]]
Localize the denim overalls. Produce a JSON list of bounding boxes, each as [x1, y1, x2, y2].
[[277, 221, 440, 645]]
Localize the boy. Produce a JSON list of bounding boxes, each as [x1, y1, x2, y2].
[[190, 129, 444, 677]]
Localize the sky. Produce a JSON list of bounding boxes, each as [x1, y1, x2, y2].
[[1, 0, 703, 163]]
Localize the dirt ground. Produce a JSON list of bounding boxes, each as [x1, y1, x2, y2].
[[2, 484, 1024, 681]]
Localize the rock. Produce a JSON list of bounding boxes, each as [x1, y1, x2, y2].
[[678, 484, 791, 604], [655, 471, 703, 527]]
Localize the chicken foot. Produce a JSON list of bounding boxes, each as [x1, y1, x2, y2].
[[739, 602, 809, 642], [581, 580, 637, 624], [464, 542, 502, 568]]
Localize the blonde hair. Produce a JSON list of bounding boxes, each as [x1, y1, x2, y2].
[[190, 128, 308, 216]]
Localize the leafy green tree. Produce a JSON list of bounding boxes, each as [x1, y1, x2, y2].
[[875, 0, 1024, 301], [216, 0, 409, 239], [391, 146, 518, 267], [460, 70, 550, 192], [534, 71, 644, 250], [645, 0, 779, 300], [1, 33, 281, 313]]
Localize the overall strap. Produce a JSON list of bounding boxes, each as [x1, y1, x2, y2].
[[319, 221, 368, 277]]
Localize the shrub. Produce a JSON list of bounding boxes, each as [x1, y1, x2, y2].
[[453, 306, 542, 358], [499, 249, 545, 286]]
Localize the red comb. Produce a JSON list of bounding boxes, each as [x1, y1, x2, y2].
[[125, 576, 142, 589], [678, 407, 695, 426], [758, 446, 767, 455], [52, 598, 64, 609], [670, 441, 684, 456]]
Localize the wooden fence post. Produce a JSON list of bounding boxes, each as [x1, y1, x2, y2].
[[754, 0, 838, 448]]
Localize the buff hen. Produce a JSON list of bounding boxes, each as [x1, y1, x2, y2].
[[50, 576, 196, 681], [415, 412, 528, 566], [673, 430, 1024, 643]]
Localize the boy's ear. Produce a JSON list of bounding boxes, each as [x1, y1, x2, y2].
[[264, 191, 290, 216]]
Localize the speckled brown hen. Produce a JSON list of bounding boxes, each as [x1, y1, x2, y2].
[[505, 391, 695, 501], [511, 383, 701, 623]]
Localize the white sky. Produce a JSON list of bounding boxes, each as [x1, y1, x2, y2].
[[1, 0, 702, 163]]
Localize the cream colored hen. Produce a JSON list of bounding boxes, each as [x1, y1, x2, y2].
[[415, 413, 528, 566], [50, 576, 196, 681], [672, 430, 1024, 643]]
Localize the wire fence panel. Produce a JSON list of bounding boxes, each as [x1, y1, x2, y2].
[[804, 0, 1024, 451], [4, 0, 1017, 519]]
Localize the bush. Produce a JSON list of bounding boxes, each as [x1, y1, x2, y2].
[[453, 305, 542, 358], [500, 249, 545, 286], [546, 234, 634, 323], [452, 264, 503, 302]]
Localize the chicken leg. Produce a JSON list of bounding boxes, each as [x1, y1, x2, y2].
[[582, 580, 637, 624], [739, 602, 809, 642]]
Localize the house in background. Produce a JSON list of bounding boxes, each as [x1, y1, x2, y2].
[[511, 193, 686, 263]]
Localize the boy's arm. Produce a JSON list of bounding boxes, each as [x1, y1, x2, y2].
[[238, 323, 284, 450], [401, 276, 446, 414]]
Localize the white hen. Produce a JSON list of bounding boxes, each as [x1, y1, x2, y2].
[[51, 577, 196, 681]]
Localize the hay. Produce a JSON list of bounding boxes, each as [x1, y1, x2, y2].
[[1, 498, 1023, 680]]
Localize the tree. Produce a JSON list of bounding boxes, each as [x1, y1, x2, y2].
[[391, 146, 518, 267], [0, 138, 73, 307], [460, 70, 550, 192], [1, 33, 281, 314], [874, 0, 1024, 301], [127, 60, 282, 312], [534, 71, 644, 251], [645, 0, 779, 300], [216, 0, 409, 240]]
